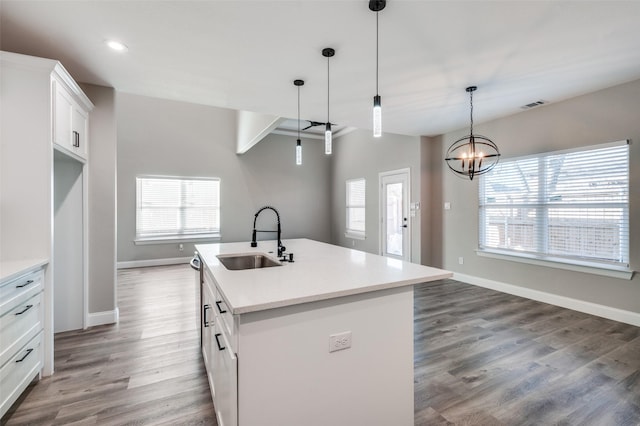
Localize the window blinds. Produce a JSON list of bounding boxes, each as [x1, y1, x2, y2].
[[346, 178, 366, 235], [479, 141, 629, 269], [136, 176, 220, 239]]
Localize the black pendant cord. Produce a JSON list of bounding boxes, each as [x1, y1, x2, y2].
[[376, 11, 379, 96], [297, 84, 301, 139], [327, 54, 330, 123], [469, 89, 474, 136]]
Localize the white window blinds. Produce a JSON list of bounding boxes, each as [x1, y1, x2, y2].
[[136, 176, 220, 240], [479, 141, 629, 270], [346, 178, 366, 238]]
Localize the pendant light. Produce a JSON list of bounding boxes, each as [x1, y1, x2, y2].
[[294, 79, 304, 165], [322, 47, 335, 155], [370, 0, 386, 137], [444, 86, 500, 180]]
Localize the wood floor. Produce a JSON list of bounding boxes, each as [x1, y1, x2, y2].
[[3, 265, 640, 425], [2, 265, 216, 425], [414, 279, 640, 425]]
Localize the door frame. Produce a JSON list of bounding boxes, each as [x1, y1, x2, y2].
[[378, 168, 411, 261]]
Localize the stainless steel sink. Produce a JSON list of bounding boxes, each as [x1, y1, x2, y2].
[[216, 253, 282, 270]]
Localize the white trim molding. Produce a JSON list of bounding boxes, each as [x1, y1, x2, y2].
[[117, 256, 191, 269], [86, 308, 119, 327], [453, 272, 640, 328]]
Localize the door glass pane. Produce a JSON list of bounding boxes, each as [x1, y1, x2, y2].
[[386, 182, 403, 256]]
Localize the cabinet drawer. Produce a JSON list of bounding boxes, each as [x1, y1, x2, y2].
[[0, 331, 42, 417], [0, 292, 43, 367], [0, 269, 43, 317]]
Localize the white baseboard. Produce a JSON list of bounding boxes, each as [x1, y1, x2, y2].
[[86, 308, 119, 327], [453, 272, 640, 328], [117, 256, 191, 269]]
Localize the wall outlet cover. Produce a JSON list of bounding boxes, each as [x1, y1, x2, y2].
[[329, 331, 352, 353]]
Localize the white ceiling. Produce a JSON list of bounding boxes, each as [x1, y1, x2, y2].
[[3, 1, 640, 137]]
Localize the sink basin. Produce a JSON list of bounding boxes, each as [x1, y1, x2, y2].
[[217, 253, 282, 270]]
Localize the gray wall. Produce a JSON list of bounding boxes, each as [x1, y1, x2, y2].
[[420, 135, 443, 268], [331, 129, 422, 263], [81, 84, 117, 314], [436, 79, 640, 313], [117, 93, 331, 262]]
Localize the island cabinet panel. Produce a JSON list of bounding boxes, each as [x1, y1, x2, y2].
[[203, 266, 238, 426], [201, 274, 215, 401], [237, 287, 414, 426], [197, 238, 452, 426]]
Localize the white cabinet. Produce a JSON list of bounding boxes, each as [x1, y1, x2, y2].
[[203, 268, 238, 426], [0, 266, 45, 418], [199, 266, 414, 426], [53, 78, 89, 160], [201, 273, 214, 397], [1, 51, 93, 383]]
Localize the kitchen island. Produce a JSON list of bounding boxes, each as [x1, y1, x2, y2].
[[196, 238, 451, 426]]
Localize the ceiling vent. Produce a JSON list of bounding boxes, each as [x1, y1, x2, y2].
[[521, 100, 547, 110]]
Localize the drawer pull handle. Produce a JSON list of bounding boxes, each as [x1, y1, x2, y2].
[[15, 304, 34, 316], [16, 348, 34, 363], [214, 333, 226, 351], [215, 301, 227, 314], [16, 279, 34, 289], [203, 304, 211, 327]]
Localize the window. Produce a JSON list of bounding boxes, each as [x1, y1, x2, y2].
[[346, 178, 366, 239], [136, 176, 220, 241], [479, 141, 629, 271]]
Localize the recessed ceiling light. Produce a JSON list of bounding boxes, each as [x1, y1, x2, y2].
[[105, 40, 128, 52]]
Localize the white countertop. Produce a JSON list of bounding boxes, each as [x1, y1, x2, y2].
[[0, 258, 48, 283], [196, 238, 452, 314]]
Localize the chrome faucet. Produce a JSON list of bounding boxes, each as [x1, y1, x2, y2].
[[251, 206, 286, 258]]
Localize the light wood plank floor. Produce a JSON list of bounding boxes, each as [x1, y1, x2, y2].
[[3, 265, 640, 425], [2, 265, 216, 425]]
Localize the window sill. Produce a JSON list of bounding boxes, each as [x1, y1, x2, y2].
[[345, 231, 366, 241], [135, 234, 221, 245], [476, 249, 634, 280]]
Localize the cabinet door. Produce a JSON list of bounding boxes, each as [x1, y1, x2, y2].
[[212, 325, 238, 426], [54, 82, 73, 151], [202, 283, 213, 370], [71, 106, 88, 158], [53, 80, 88, 160], [202, 280, 216, 401]]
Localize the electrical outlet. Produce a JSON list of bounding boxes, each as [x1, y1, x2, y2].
[[329, 331, 352, 353], [458, 256, 464, 265], [444, 202, 451, 210], [178, 243, 184, 252]]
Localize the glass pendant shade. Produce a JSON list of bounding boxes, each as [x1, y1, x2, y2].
[[296, 139, 302, 165], [325, 122, 332, 155], [373, 95, 382, 137]]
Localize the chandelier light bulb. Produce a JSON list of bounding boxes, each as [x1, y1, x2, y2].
[[296, 139, 302, 165], [325, 122, 332, 155]]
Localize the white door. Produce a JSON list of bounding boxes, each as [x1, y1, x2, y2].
[[380, 169, 410, 261]]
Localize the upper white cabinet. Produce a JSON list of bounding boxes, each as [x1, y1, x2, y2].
[[53, 73, 90, 160]]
